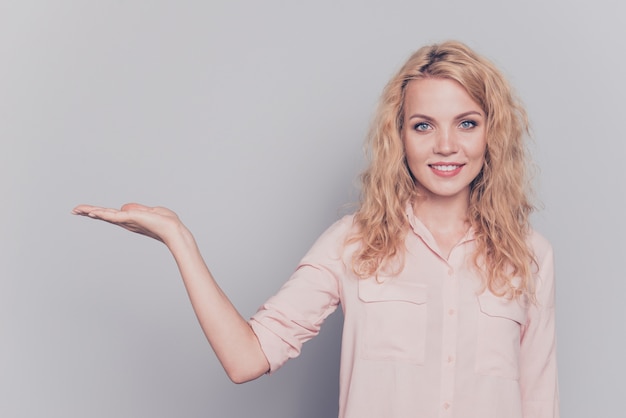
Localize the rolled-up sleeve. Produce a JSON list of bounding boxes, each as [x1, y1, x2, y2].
[[519, 236, 560, 417], [249, 218, 349, 373]]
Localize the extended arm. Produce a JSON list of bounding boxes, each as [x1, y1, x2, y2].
[[72, 203, 269, 383]]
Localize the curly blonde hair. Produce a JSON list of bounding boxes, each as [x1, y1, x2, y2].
[[350, 41, 536, 299]]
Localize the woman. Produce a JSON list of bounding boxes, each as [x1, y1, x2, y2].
[[73, 41, 559, 418]]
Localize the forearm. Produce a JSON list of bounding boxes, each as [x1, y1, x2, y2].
[[166, 225, 270, 383], [72, 203, 270, 382]]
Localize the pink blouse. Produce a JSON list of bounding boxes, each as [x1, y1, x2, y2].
[[250, 208, 559, 418]]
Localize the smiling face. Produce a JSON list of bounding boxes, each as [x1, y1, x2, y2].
[[402, 77, 487, 206]]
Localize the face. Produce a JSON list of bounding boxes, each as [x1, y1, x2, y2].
[[402, 77, 487, 205]]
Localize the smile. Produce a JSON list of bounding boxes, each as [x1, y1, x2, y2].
[[430, 164, 463, 172]]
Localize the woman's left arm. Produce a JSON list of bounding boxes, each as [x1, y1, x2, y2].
[[519, 239, 560, 418]]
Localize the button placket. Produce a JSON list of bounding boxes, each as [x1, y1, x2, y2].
[[439, 261, 458, 417]]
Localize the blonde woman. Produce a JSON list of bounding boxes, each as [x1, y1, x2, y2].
[[74, 41, 558, 418]]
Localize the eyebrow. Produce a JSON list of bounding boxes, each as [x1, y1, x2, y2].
[[407, 110, 484, 121]]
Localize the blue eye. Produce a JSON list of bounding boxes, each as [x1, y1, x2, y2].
[[414, 122, 431, 131], [459, 120, 477, 129]]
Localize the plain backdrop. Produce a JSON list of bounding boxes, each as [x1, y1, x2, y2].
[[2, 1, 625, 417]]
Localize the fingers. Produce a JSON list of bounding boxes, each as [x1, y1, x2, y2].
[[72, 203, 150, 216], [72, 202, 178, 224], [81, 208, 128, 223], [72, 204, 107, 215], [72, 203, 167, 228], [72, 206, 133, 227]]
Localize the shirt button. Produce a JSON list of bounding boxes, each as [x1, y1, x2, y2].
[[447, 268, 454, 276], [447, 355, 455, 364], [448, 308, 456, 316], [443, 402, 451, 410]]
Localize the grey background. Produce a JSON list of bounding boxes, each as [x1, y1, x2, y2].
[[2, 1, 624, 417]]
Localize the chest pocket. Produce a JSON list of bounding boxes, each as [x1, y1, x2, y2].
[[475, 291, 527, 380], [358, 279, 428, 364]]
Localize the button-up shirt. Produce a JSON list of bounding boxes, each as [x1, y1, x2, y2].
[[250, 208, 559, 418]]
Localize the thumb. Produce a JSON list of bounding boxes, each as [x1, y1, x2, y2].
[[120, 203, 150, 212]]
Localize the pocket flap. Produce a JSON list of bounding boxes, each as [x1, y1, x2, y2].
[[358, 280, 428, 305], [477, 291, 527, 324]]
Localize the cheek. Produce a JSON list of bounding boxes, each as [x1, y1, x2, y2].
[[401, 135, 413, 163], [469, 136, 488, 162], [403, 147, 424, 176], [470, 143, 487, 178], [403, 134, 426, 162], [402, 145, 419, 178]]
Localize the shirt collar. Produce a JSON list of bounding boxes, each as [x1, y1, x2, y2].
[[405, 203, 476, 247]]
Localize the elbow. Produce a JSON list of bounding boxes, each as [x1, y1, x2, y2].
[[223, 356, 269, 384], [228, 374, 253, 385], [220, 330, 271, 384], [226, 367, 266, 384]]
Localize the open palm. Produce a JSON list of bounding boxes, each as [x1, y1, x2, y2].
[[72, 203, 183, 244]]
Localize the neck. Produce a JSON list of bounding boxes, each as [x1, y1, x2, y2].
[[411, 193, 470, 236]]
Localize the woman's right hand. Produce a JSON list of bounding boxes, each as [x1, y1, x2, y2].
[[72, 202, 271, 382], [72, 203, 186, 246]]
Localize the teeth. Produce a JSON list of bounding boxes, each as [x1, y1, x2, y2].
[[431, 165, 460, 172]]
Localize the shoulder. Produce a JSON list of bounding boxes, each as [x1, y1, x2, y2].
[[314, 214, 357, 241], [300, 214, 358, 263]]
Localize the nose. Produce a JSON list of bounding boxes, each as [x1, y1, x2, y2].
[[433, 128, 458, 155]]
